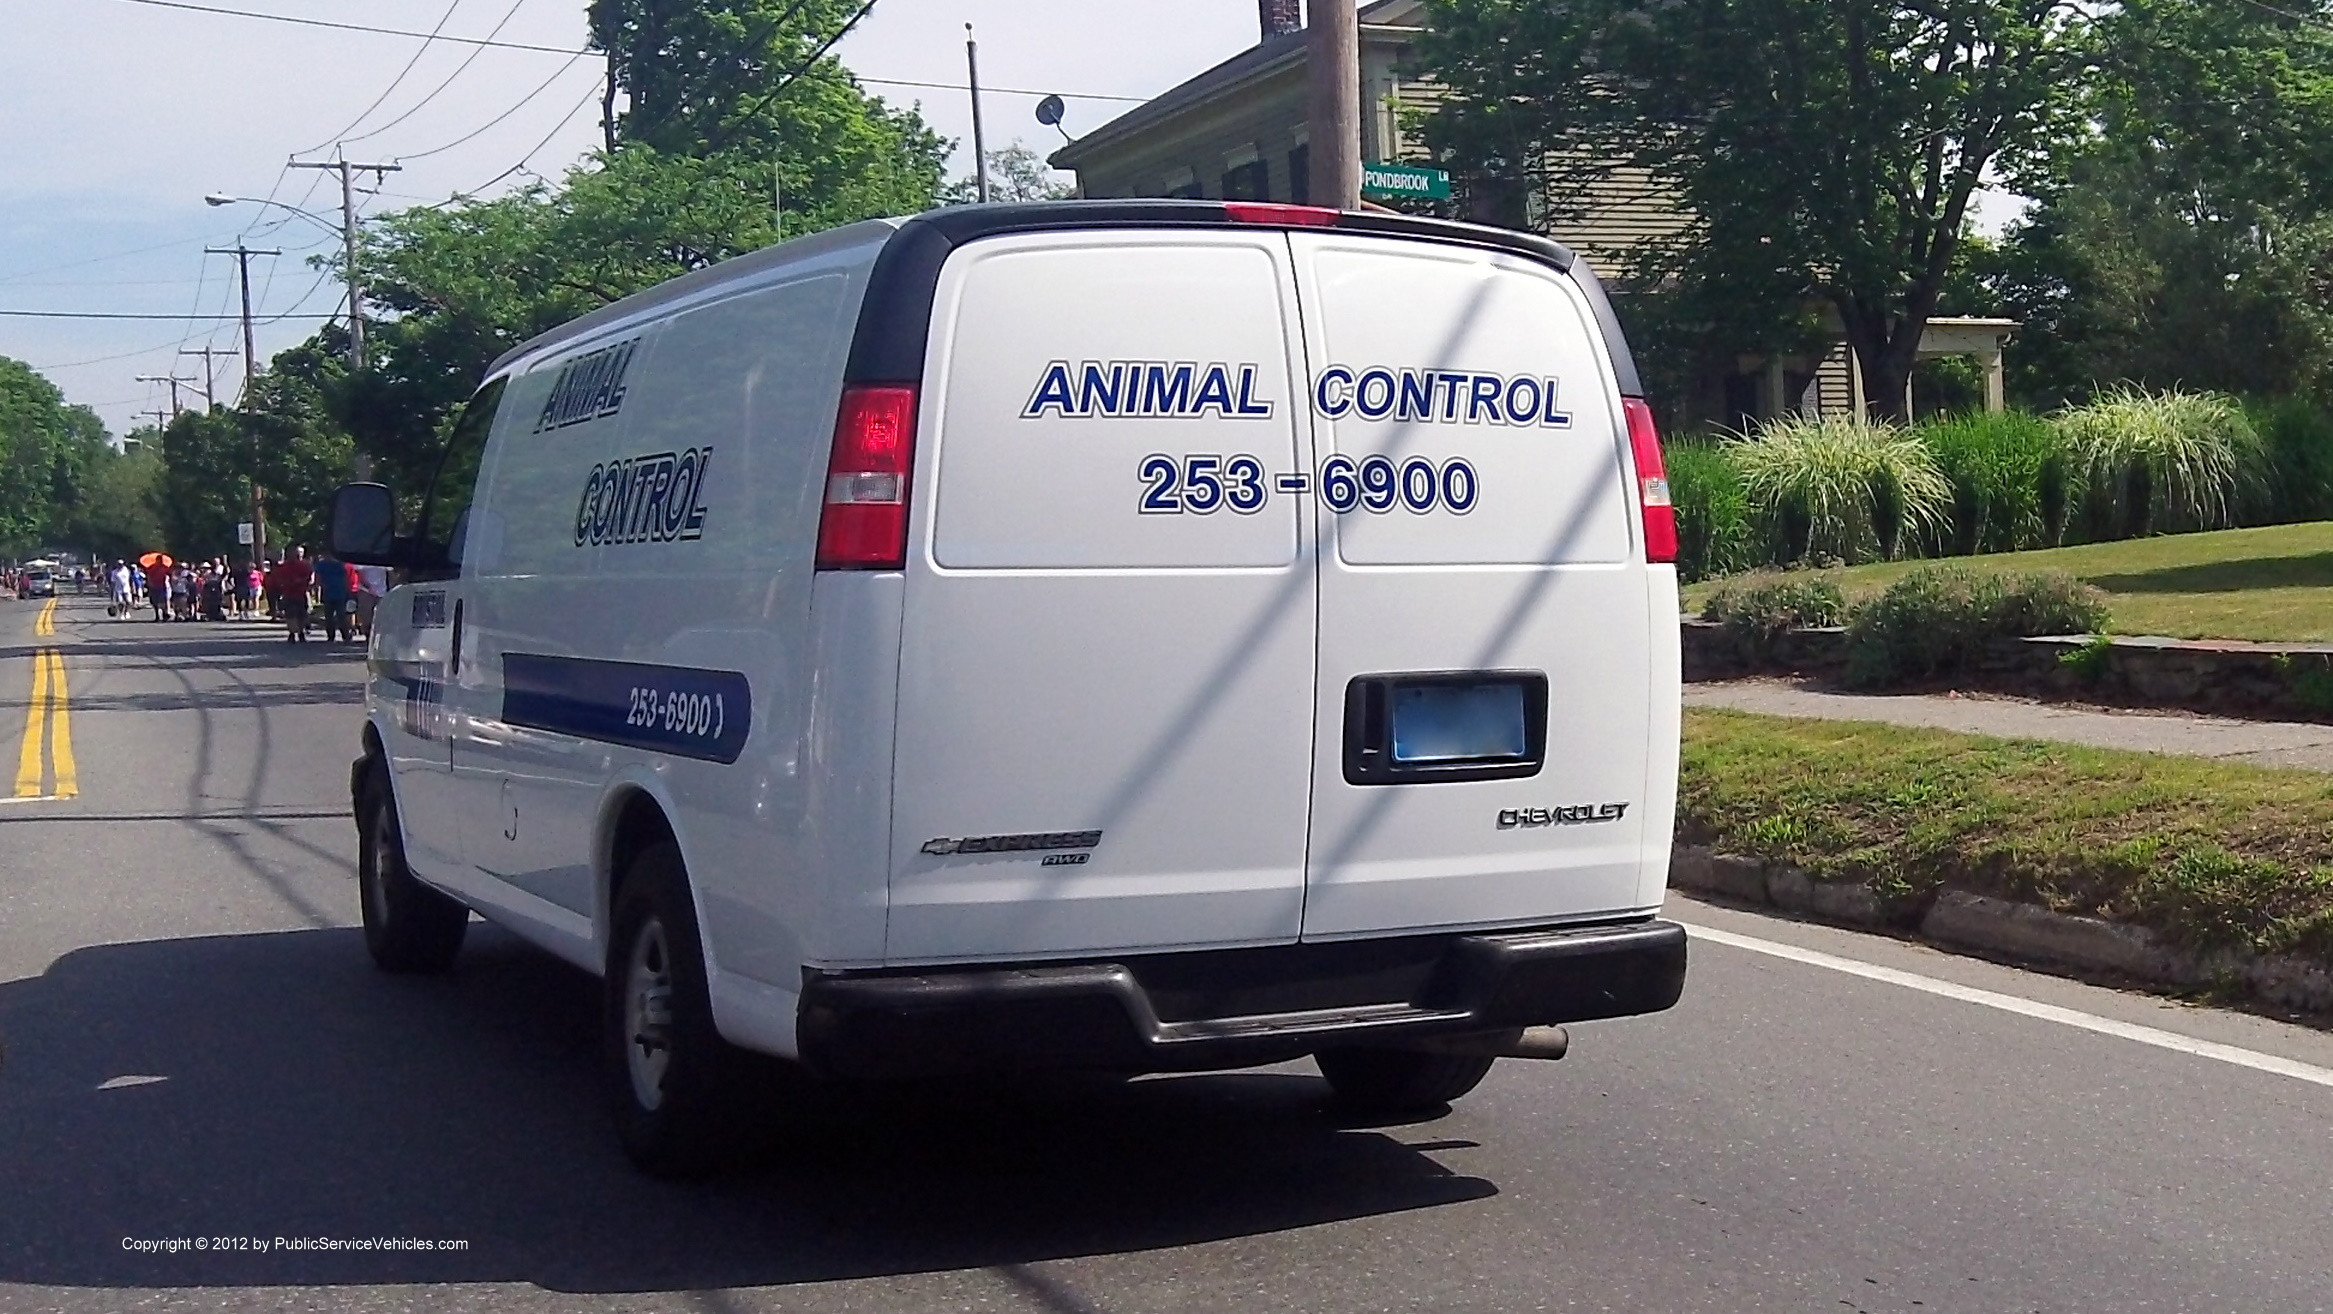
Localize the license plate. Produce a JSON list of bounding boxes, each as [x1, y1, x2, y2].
[[1390, 680, 1529, 763]]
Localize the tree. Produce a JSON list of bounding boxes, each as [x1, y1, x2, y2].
[[0, 357, 112, 555], [1990, 0, 2333, 403], [1420, 0, 2094, 420], [940, 142, 1078, 204]]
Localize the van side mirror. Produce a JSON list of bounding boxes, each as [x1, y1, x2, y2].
[[328, 482, 399, 564]]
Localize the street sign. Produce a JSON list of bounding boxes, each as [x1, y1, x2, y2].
[[236, 522, 254, 545], [1361, 162, 1452, 201]]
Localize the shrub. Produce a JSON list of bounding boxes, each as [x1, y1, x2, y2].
[[1843, 565, 2110, 688], [1915, 411, 2063, 555], [1665, 442, 1755, 582], [1699, 571, 1848, 659], [2245, 396, 2333, 525], [1729, 414, 1952, 565], [2053, 386, 2266, 540]]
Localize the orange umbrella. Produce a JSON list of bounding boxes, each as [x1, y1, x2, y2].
[[138, 551, 173, 569]]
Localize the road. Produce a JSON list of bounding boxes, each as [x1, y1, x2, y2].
[[3, 590, 2331, 1313]]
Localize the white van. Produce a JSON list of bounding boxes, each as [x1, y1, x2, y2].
[[329, 199, 1687, 1174]]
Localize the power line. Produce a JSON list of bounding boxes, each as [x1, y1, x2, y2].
[[452, 77, 605, 197], [107, 0, 1149, 100], [116, 0, 578, 54], [0, 309, 335, 320], [29, 336, 203, 371], [395, 51, 590, 161], [340, 0, 536, 148], [295, 0, 468, 154]]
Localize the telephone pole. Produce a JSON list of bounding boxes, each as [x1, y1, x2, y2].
[[204, 241, 279, 568], [1306, 0, 1361, 209], [289, 158, 399, 370], [965, 25, 989, 203], [139, 409, 172, 432], [135, 374, 201, 418], [177, 345, 237, 410], [203, 243, 279, 402]]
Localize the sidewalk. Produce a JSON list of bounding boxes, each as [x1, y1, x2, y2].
[[1685, 678, 2333, 773]]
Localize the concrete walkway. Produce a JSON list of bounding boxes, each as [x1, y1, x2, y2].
[[1686, 678, 2333, 772]]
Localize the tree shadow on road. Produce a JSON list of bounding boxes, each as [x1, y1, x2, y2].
[[0, 925, 1494, 1295]]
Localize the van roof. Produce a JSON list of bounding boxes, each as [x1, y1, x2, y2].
[[490, 200, 1638, 395]]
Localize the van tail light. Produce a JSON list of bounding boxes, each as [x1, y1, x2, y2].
[[1622, 396, 1677, 565], [816, 384, 918, 570], [1224, 202, 1339, 227]]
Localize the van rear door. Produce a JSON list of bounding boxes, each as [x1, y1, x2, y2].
[[1288, 231, 1660, 939], [886, 229, 1318, 963]]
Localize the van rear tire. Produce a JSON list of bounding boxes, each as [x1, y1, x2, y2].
[[356, 764, 468, 974], [1316, 1047, 1496, 1113], [604, 841, 744, 1178]]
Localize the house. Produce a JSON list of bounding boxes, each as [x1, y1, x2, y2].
[[1048, 0, 2014, 427]]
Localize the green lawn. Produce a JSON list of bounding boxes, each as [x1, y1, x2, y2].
[[1681, 707, 2333, 962], [1682, 522, 2333, 641]]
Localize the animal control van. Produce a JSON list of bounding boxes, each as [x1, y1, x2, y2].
[[328, 199, 1688, 1174]]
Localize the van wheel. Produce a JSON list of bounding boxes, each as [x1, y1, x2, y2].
[[1316, 1047, 1497, 1113], [605, 841, 742, 1178], [356, 764, 468, 973]]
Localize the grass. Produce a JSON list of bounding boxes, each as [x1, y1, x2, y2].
[[1681, 707, 2333, 963], [1682, 521, 2333, 641]]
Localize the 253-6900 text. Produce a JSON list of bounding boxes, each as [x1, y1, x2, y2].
[[1138, 453, 1478, 515], [625, 687, 726, 739]]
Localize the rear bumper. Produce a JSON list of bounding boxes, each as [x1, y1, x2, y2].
[[796, 919, 1687, 1080]]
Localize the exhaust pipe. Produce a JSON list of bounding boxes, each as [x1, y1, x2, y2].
[[1401, 1025, 1569, 1060]]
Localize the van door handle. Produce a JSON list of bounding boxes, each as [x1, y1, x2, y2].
[[450, 598, 465, 678]]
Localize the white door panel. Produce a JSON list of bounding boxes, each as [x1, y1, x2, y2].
[[888, 231, 1317, 963], [1289, 233, 1656, 938]]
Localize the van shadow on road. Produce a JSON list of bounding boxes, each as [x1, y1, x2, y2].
[[0, 925, 1493, 1295]]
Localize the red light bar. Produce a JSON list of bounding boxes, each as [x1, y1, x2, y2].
[[1622, 397, 1678, 565], [1224, 202, 1339, 227], [815, 384, 918, 570]]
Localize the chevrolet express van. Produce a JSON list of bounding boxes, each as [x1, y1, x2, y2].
[[329, 199, 1688, 1175]]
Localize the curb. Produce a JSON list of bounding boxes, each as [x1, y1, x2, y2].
[[1667, 845, 2333, 1016]]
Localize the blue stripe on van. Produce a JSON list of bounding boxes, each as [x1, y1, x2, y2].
[[502, 654, 751, 765]]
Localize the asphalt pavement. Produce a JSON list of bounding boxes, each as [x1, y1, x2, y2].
[[4, 590, 2331, 1313]]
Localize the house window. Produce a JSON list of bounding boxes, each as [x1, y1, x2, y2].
[[1288, 145, 1309, 205], [1221, 159, 1269, 201]]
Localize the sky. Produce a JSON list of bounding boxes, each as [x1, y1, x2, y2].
[[3, 0, 2027, 438], [1, 0, 1268, 435]]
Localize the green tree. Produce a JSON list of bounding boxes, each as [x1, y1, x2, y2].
[[1420, 0, 2093, 420], [1991, 0, 2333, 403], [0, 357, 113, 555]]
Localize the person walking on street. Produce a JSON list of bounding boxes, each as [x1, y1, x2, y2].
[[273, 547, 314, 643], [144, 558, 169, 621], [316, 550, 354, 644], [353, 561, 387, 639]]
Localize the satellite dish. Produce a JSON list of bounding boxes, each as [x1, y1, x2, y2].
[[1035, 94, 1066, 127]]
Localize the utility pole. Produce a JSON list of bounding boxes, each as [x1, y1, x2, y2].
[[289, 158, 400, 370], [136, 374, 200, 417], [140, 408, 172, 432], [204, 243, 279, 403], [773, 147, 783, 241], [205, 241, 279, 569], [965, 24, 989, 203], [1306, 0, 1361, 209], [177, 345, 237, 410]]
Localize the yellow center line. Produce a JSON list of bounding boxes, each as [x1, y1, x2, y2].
[[14, 644, 51, 797], [45, 649, 74, 798], [34, 596, 56, 637]]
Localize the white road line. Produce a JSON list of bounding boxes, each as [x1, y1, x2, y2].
[[1680, 920, 2333, 1091]]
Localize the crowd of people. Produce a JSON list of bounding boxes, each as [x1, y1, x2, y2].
[[101, 547, 388, 645]]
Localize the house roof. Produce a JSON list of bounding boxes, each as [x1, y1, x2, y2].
[[1050, 0, 1424, 171]]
